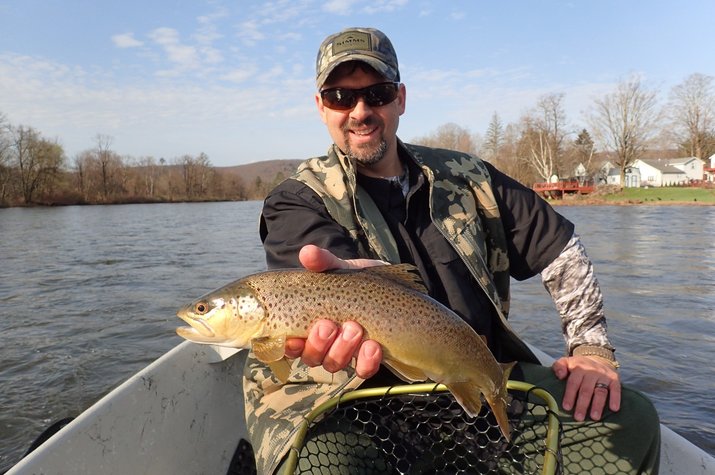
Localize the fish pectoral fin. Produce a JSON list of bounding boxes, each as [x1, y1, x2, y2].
[[252, 336, 292, 382], [383, 359, 428, 383], [268, 359, 293, 383], [251, 335, 286, 362], [444, 381, 484, 418]]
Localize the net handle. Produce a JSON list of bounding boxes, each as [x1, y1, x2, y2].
[[285, 381, 560, 475]]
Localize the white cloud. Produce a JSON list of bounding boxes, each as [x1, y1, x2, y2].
[[322, 0, 407, 15], [111, 33, 143, 48], [322, 0, 357, 15], [450, 11, 466, 21], [0, 52, 318, 165], [195, 7, 228, 45], [220, 65, 257, 83], [236, 20, 265, 45], [149, 27, 200, 71], [364, 0, 409, 14]]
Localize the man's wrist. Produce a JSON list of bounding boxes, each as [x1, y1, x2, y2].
[[572, 345, 620, 369]]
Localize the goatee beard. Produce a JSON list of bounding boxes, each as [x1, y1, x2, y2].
[[346, 139, 388, 166], [343, 118, 388, 166]]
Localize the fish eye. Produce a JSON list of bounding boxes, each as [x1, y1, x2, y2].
[[194, 302, 209, 315]]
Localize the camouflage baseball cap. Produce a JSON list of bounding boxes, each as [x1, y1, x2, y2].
[[316, 27, 400, 89]]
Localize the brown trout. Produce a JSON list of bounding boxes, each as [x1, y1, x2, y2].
[[176, 264, 515, 440]]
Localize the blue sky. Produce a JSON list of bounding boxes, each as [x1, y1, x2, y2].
[[1, 0, 713, 167]]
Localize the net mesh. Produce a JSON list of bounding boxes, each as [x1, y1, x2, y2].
[[287, 382, 562, 475]]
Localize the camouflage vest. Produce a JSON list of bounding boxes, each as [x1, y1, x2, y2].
[[244, 140, 533, 474]]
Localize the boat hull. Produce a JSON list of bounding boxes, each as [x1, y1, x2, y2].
[[7, 342, 714, 474], [6, 342, 248, 475]]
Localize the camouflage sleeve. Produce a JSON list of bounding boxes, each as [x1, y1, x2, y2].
[[540, 234, 615, 355], [243, 352, 364, 474]]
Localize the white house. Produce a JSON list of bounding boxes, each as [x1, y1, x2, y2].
[[705, 154, 715, 182], [601, 157, 704, 187], [601, 162, 641, 187]]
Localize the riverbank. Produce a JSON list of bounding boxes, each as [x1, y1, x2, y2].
[[4, 186, 715, 209], [550, 186, 715, 206]]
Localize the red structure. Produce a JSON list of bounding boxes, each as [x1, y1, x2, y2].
[[532, 179, 595, 199]]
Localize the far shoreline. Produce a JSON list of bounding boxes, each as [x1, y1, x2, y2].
[[552, 198, 715, 207]]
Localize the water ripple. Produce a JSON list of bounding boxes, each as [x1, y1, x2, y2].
[[1, 202, 713, 470]]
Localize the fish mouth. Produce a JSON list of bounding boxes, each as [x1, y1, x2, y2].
[[176, 313, 216, 342]]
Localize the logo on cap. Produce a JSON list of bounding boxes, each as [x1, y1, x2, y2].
[[332, 32, 372, 55]]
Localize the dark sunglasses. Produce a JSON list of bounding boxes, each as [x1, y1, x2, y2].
[[320, 82, 400, 111]]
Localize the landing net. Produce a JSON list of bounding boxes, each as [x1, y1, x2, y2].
[[283, 381, 562, 475]]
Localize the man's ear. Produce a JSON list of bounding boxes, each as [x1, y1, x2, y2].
[[397, 83, 406, 115], [315, 93, 328, 124]]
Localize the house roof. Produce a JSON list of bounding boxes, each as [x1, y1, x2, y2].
[[639, 158, 692, 174]]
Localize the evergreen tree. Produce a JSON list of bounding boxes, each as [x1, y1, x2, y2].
[[484, 112, 504, 161]]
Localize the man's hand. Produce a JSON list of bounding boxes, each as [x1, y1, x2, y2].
[[284, 245, 384, 378], [552, 355, 621, 421]]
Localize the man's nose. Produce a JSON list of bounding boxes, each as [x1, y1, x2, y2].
[[349, 97, 373, 120]]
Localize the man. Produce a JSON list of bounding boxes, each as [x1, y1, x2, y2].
[[245, 27, 660, 474]]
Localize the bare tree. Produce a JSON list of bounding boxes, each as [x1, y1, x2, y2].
[[178, 152, 214, 199], [9, 125, 65, 204], [411, 123, 478, 154], [517, 93, 569, 182], [94, 134, 119, 200], [73, 150, 94, 201], [589, 76, 660, 186], [135, 156, 160, 197], [0, 113, 12, 204], [494, 122, 540, 185], [667, 73, 715, 160], [195, 152, 213, 197]]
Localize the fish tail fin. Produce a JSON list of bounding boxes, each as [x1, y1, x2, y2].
[[487, 361, 517, 442], [484, 392, 511, 442]]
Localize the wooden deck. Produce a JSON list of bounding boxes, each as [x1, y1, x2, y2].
[[533, 180, 595, 198]]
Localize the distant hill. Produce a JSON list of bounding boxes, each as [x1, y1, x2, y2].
[[218, 159, 303, 185]]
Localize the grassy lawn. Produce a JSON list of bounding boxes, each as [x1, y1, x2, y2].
[[602, 187, 715, 203]]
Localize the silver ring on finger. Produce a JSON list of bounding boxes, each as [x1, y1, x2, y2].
[[595, 382, 609, 390]]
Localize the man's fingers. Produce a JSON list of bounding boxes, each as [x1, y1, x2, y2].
[[355, 340, 383, 379], [573, 375, 599, 421], [552, 357, 569, 380], [298, 245, 388, 272], [296, 320, 383, 377], [285, 337, 305, 359], [300, 319, 339, 367], [589, 382, 610, 420], [299, 245, 345, 272], [556, 355, 623, 421], [561, 364, 583, 413], [323, 321, 364, 373], [608, 381, 622, 412]]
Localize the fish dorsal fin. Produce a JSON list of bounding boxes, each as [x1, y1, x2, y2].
[[363, 264, 427, 293]]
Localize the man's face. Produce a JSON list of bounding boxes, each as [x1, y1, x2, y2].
[[316, 64, 406, 169]]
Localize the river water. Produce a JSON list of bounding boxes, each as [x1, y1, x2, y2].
[[0, 201, 713, 471]]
